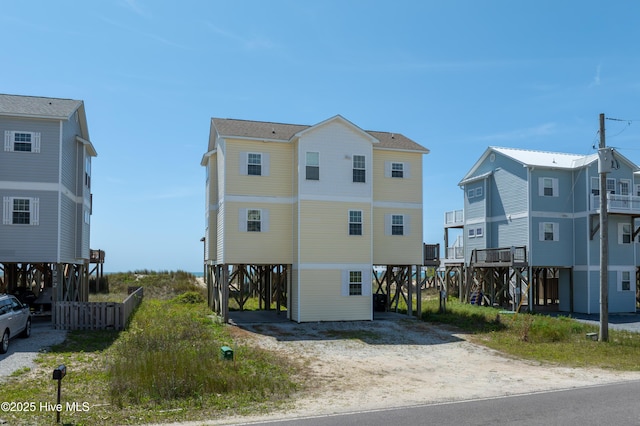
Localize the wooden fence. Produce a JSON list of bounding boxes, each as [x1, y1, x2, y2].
[[54, 287, 144, 330]]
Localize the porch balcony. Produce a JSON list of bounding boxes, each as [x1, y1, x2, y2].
[[471, 246, 528, 268], [591, 193, 640, 215], [444, 209, 464, 228]]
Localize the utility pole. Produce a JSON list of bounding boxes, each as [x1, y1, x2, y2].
[[598, 113, 609, 342]]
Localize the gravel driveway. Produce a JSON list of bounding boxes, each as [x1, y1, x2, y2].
[[0, 319, 67, 379]]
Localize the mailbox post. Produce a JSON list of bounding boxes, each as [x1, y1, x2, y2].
[[52, 365, 66, 423]]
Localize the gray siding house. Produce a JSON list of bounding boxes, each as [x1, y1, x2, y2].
[[0, 94, 97, 306], [447, 146, 639, 314]]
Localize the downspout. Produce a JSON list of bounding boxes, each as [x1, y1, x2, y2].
[[57, 120, 63, 263]]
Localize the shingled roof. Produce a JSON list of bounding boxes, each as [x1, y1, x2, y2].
[[211, 117, 429, 153], [0, 94, 83, 119]]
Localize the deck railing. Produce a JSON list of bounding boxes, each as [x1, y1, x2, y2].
[[471, 246, 527, 266], [446, 246, 465, 260], [591, 194, 640, 213], [423, 243, 440, 266], [444, 210, 464, 226]]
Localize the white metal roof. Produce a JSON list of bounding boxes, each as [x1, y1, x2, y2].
[[492, 147, 596, 169]]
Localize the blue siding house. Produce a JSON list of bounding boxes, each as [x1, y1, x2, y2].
[[449, 146, 639, 314], [0, 94, 97, 308]]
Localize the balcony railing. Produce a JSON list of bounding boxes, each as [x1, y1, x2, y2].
[[591, 193, 640, 213], [471, 246, 527, 267], [446, 246, 465, 260], [423, 243, 440, 266], [444, 209, 464, 226]]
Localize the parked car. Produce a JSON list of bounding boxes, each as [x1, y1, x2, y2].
[[0, 294, 31, 354]]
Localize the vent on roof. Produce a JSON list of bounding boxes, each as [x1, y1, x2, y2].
[[271, 127, 275, 134]]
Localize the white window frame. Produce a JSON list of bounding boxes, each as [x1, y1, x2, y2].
[[348, 210, 363, 236], [341, 269, 371, 297], [475, 187, 482, 197], [539, 222, 559, 241], [619, 179, 631, 196], [385, 214, 410, 236], [352, 155, 366, 183], [247, 153, 262, 176], [618, 223, 632, 244], [238, 208, 269, 232], [391, 214, 404, 236], [618, 270, 632, 292], [391, 162, 404, 178], [606, 178, 616, 194], [475, 227, 483, 238], [349, 271, 362, 296], [591, 177, 600, 196], [240, 152, 270, 176], [467, 189, 475, 199], [2, 196, 39, 225], [305, 151, 319, 181], [539, 177, 558, 197], [85, 156, 92, 188], [468, 228, 475, 238], [4, 131, 41, 153]]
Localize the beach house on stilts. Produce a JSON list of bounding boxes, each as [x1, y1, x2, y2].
[[202, 115, 430, 322]]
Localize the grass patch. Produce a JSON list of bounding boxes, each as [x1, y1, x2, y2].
[[423, 297, 640, 370], [0, 279, 298, 425]]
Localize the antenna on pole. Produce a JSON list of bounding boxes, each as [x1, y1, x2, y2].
[[597, 113, 609, 342]]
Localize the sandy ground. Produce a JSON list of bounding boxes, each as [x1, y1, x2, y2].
[[191, 317, 640, 425]]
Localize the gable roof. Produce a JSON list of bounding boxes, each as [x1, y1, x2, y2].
[[209, 116, 429, 153], [460, 146, 638, 185], [0, 94, 83, 120]]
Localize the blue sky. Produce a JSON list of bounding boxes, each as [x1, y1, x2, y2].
[[3, 1, 640, 272]]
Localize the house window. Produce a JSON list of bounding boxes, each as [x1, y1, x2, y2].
[[620, 180, 630, 196], [306, 152, 319, 180], [391, 162, 404, 178], [620, 271, 631, 291], [247, 153, 262, 176], [247, 209, 261, 232], [468, 228, 475, 238], [543, 178, 554, 196], [619, 223, 632, 244], [349, 271, 362, 296], [475, 187, 482, 197], [475, 227, 483, 238], [467, 189, 475, 199], [606, 178, 616, 194], [636, 184, 640, 197], [349, 210, 362, 236], [591, 177, 600, 196], [85, 157, 91, 188], [353, 155, 366, 183], [391, 215, 404, 235], [4, 131, 40, 153], [540, 222, 559, 241], [3, 197, 39, 225]]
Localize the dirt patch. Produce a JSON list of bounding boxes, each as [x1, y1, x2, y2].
[[219, 317, 640, 424]]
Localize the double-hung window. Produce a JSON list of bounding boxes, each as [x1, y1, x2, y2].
[[606, 178, 616, 194], [247, 153, 262, 176], [620, 271, 631, 291], [353, 155, 366, 183], [539, 177, 558, 197], [349, 210, 362, 236], [391, 162, 404, 178], [619, 223, 632, 244], [349, 271, 362, 296], [4, 131, 41, 153], [540, 222, 558, 241], [306, 152, 319, 180], [2, 197, 39, 225], [247, 209, 261, 232], [391, 215, 404, 235]]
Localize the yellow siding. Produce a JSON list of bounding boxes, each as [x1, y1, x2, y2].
[[373, 150, 423, 203], [223, 201, 293, 264], [297, 269, 370, 322], [373, 207, 423, 264], [226, 138, 293, 197], [298, 200, 371, 264], [205, 153, 218, 262]]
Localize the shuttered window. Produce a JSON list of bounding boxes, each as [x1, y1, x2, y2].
[[4, 131, 41, 153], [3, 197, 39, 225]]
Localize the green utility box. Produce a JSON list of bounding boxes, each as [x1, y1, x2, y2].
[[220, 346, 234, 361]]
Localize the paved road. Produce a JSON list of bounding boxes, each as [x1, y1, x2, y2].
[[252, 380, 640, 426], [549, 311, 640, 333]]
